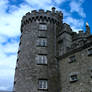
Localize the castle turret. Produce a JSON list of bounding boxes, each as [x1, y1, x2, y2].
[[13, 7, 63, 92]]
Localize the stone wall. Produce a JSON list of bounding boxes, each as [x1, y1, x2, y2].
[[14, 7, 62, 92], [59, 45, 92, 92], [13, 7, 92, 92]]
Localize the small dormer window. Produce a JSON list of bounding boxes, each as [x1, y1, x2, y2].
[[39, 24, 47, 30], [88, 48, 92, 56], [69, 55, 76, 63], [69, 73, 78, 83]]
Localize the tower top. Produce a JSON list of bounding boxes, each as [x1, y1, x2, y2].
[[86, 21, 89, 26], [21, 7, 63, 27], [86, 21, 90, 35]]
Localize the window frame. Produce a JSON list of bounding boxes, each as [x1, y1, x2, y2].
[[36, 54, 48, 65], [37, 38, 47, 47], [39, 23, 47, 31], [88, 48, 92, 56], [38, 79, 48, 90], [69, 73, 78, 83]]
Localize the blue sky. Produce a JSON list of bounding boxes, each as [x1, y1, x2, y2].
[[0, 0, 92, 91]]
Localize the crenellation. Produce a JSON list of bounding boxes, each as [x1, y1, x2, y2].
[[39, 9, 44, 13], [52, 7, 56, 13], [31, 10, 37, 14], [79, 30, 84, 37], [46, 10, 51, 14], [21, 8, 63, 27], [26, 12, 31, 16]]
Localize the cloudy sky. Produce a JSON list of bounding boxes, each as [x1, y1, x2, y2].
[[0, 0, 92, 91]]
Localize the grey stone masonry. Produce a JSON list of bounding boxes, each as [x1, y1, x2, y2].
[[14, 7, 63, 92], [13, 7, 92, 92]]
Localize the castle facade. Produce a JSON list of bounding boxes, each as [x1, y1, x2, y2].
[[13, 7, 92, 92]]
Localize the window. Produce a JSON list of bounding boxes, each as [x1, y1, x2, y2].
[[18, 50, 20, 54], [89, 68, 92, 78], [36, 55, 47, 64], [38, 79, 48, 90], [58, 40, 63, 56], [88, 48, 92, 56], [14, 81, 16, 85], [90, 71, 92, 78], [37, 38, 47, 47], [69, 55, 76, 63], [39, 24, 47, 30], [69, 73, 78, 83]]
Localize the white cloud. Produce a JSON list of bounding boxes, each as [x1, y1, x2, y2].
[[0, 39, 18, 68], [64, 17, 84, 27], [0, 35, 7, 43], [70, 0, 86, 17], [0, 3, 32, 37], [0, 53, 16, 91], [0, 86, 9, 90], [62, 9, 71, 17], [54, 0, 66, 5], [0, 0, 34, 90], [25, 0, 52, 9], [0, 0, 9, 15], [25, 0, 66, 10], [3, 43, 18, 54], [64, 17, 84, 32], [0, 41, 17, 90]]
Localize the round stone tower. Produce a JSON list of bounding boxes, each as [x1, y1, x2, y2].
[[13, 7, 63, 92]]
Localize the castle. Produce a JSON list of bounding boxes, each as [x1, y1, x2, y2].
[[13, 7, 92, 92]]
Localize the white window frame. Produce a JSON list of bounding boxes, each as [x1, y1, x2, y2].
[[70, 75, 77, 81], [38, 80, 48, 90], [39, 24, 47, 30], [36, 55, 47, 64], [37, 38, 47, 47], [88, 48, 92, 56], [69, 72, 78, 83]]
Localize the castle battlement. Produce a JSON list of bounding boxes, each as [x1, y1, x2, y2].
[[21, 7, 63, 29]]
